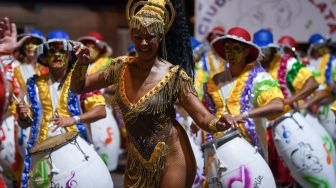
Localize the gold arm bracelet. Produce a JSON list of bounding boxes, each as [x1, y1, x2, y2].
[[208, 117, 219, 132]]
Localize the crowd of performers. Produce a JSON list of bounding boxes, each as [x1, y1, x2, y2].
[[1, 0, 336, 187]]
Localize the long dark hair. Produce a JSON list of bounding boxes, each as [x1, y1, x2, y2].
[[160, 0, 194, 79]]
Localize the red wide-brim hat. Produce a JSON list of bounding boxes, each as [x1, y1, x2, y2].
[[211, 27, 261, 63], [78, 36, 107, 51]]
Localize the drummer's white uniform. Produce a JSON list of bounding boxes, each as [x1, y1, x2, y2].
[[212, 66, 283, 153], [25, 71, 113, 188], [306, 53, 336, 141], [203, 64, 283, 188]]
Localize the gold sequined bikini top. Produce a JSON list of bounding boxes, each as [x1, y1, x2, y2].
[[103, 56, 197, 160]]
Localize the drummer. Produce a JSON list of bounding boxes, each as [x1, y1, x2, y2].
[[253, 30, 319, 187], [14, 30, 48, 92], [0, 29, 47, 186], [303, 33, 336, 109], [0, 17, 35, 187], [0, 17, 27, 122], [303, 34, 336, 140], [195, 26, 226, 101], [16, 30, 108, 187], [205, 27, 284, 156]]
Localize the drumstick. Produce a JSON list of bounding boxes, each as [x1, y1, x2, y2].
[[12, 94, 33, 122]]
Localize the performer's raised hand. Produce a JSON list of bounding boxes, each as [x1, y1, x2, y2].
[[0, 17, 29, 52], [73, 42, 91, 66]]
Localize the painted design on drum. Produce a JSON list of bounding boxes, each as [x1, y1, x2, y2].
[[100, 153, 109, 166], [228, 166, 251, 188], [65, 171, 78, 188], [253, 176, 264, 188], [321, 136, 332, 165], [105, 127, 113, 145], [193, 166, 204, 186], [281, 125, 291, 143], [31, 160, 51, 188], [302, 175, 329, 188], [290, 142, 322, 173]]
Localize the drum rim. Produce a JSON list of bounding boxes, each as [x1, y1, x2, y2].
[[272, 110, 298, 128], [201, 130, 241, 150], [29, 132, 78, 155]]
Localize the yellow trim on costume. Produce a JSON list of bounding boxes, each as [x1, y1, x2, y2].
[[207, 79, 225, 118], [331, 101, 336, 113], [119, 64, 180, 109], [194, 67, 207, 99], [127, 141, 168, 188], [36, 75, 53, 142], [13, 66, 26, 89], [292, 67, 313, 92], [256, 87, 284, 120], [83, 57, 108, 110], [317, 53, 330, 85], [56, 70, 78, 134], [88, 57, 111, 75], [227, 64, 284, 139], [14, 64, 44, 89], [129, 141, 168, 166], [256, 87, 284, 107], [227, 65, 252, 140], [268, 54, 281, 80], [8, 102, 16, 115], [83, 94, 105, 111], [36, 71, 77, 143]]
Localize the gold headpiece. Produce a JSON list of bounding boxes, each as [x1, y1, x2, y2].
[[126, 0, 175, 35]]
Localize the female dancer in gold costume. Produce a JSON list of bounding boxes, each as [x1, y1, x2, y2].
[[70, 0, 237, 187]]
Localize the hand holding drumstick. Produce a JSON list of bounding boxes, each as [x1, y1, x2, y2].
[[13, 94, 33, 122]]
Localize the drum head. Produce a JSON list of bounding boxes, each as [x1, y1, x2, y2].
[[202, 130, 241, 150], [29, 132, 78, 155]]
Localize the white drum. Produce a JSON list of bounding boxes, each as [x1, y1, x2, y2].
[[318, 104, 336, 141], [272, 111, 336, 188], [91, 105, 120, 171], [0, 115, 16, 173], [305, 113, 336, 170], [202, 130, 276, 188], [28, 132, 114, 188]]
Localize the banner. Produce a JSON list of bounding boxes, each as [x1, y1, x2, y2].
[[195, 0, 336, 42]]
